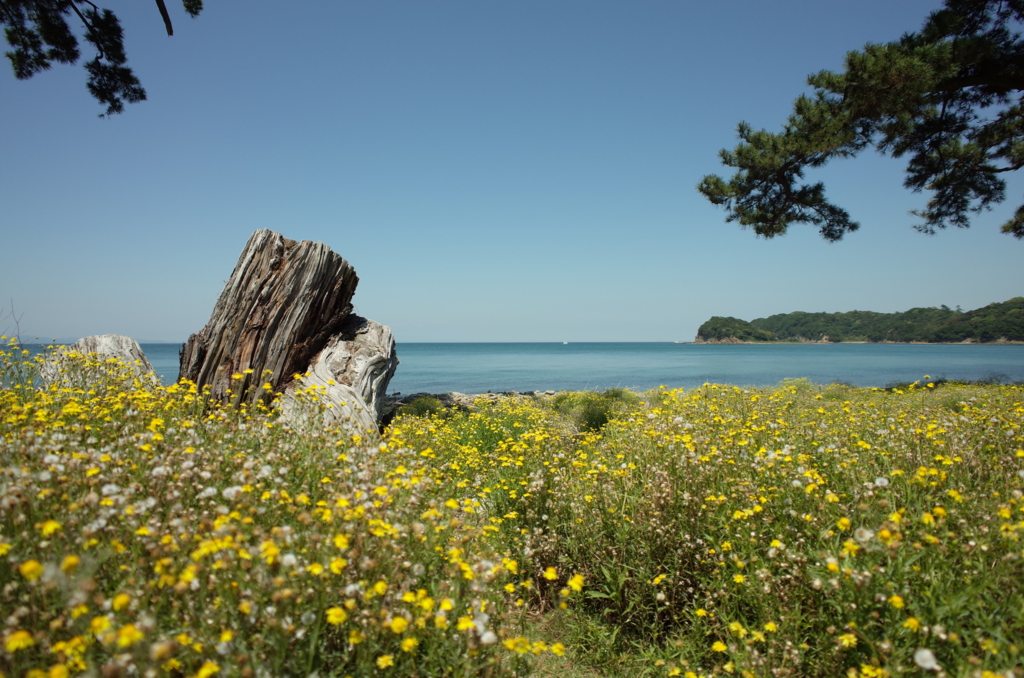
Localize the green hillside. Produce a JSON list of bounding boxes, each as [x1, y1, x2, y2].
[[693, 316, 777, 342], [695, 297, 1024, 343]]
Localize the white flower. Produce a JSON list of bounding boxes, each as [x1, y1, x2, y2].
[[101, 483, 120, 496], [221, 486, 243, 501], [913, 648, 940, 671], [854, 528, 875, 544], [151, 466, 170, 478], [197, 487, 218, 499], [874, 477, 889, 487], [480, 631, 498, 645], [281, 553, 298, 568]]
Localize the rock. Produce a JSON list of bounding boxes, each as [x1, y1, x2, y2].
[[180, 229, 359, 402], [282, 314, 398, 430], [40, 334, 155, 384], [280, 378, 378, 436]]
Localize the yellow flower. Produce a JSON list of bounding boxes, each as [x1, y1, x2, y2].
[[503, 637, 530, 654], [837, 517, 851, 531], [838, 633, 857, 648], [733, 574, 745, 583], [550, 642, 566, 656], [568, 573, 585, 591], [112, 593, 130, 611], [456, 616, 476, 631], [60, 555, 80, 573], [116, 624, 144, 648], [400, 637, 419, 652], [330, 557, 347, 574], [19, 559, 44, 581], [389, 617, 409, 634], [888, 595, 904, 609], [196, 661, 220, 678], [903, 617, 921, 632], [306, 563, 324, 576], [728, 621, 747, 638], [763, 622, 778, 633], [4, 629, 35, 653], [90, 616, 111, 635], [348, 629, 365, 644], [326, 607, 348, 625], [376, 655, 394, 669], [543, 567, 558, 580], [0, 542, 10, 556], [37, 520, 62, 536], [712, 641, 728, 652], [695, 608, 708, 617]]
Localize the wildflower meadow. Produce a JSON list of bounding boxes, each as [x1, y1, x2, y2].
[[2, 339, 1023, 677]]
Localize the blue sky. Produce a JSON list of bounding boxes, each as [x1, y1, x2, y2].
[[1, 0, 1021, 343]]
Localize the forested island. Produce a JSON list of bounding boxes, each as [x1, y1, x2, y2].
[[695, 297, 1024, 343]]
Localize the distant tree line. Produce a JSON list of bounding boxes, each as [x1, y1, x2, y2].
[[696, 297, 1024, 343]]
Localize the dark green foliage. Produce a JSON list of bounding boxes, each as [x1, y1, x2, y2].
[[698, 0, 1024, 240], [553, 388, 640, 432], [927, 296, 1024, 341], [751, 306, 963, 342], [699, 296, 1024, 343], [696, 316, 777, 342], [1, 0, 203, 115], [397, 396, 444, 418]]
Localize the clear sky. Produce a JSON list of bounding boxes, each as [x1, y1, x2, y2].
[[2, 0, 1021, 343]]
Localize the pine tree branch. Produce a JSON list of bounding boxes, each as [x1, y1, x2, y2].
[[154, 0, 173, 36]]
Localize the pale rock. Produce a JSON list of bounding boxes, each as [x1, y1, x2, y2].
[[281, 315, 398, 435], [40, 334, 155, 384]]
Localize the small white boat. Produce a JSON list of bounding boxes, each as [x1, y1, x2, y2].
[[563, 341, 569, 345]]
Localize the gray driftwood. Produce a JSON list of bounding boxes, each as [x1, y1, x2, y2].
[[288, 315, 399, 426], [180, 230, 398, 436], [179, 229, 359, 401]]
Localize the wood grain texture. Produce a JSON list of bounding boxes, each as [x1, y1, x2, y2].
[[288, 314, 398, 424], [179, 229, 359, 402]]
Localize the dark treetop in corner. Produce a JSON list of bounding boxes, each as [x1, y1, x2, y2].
[[1, 0, 203, 115], [698, 0, 1024, 241]]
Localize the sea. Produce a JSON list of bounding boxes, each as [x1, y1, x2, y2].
[[137, 342, 1024, 394]]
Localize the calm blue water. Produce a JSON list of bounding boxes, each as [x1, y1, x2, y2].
[[119, 343, 1024, 393]]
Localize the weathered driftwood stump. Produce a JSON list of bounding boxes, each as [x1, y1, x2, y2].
[[180, 229, 397, 434], [40, 334, 155, 385], [180, 229, 359, 401], [283, 315, 398, 425]]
